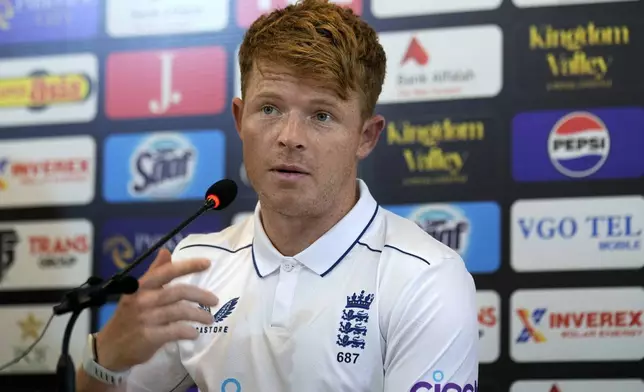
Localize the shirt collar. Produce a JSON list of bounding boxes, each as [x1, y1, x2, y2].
[[252, 179, 379, 278]]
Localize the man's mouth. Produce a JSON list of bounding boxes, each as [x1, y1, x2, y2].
[[272, 165, 309, 175]]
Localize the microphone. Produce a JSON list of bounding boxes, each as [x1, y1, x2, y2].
[[53, 178, 237, 392]]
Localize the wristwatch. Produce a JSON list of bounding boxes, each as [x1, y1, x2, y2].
[[82, 333, 131, 386]]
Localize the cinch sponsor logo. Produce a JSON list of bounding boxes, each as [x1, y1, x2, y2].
[[100, 217, 221, 279], [236, 0, 362, 27], [106, 0, 228, 37], [384, 202, 500, 274], [385, 117, 485, 186], [0, 136, 96, 208], [0, 54, 98, 127], [378, 25, 502, 104], [513, 0, 639, 8], [510, 287, 644, 362], [0, 0, 98, 44], [372, 0, 501, 18], [512, 107, 644, 182], [410, 370, 478, 392], [103, 130, 225, 203], [106, 47, 226, 119], [511, 196, 644, 272], [528, 21, 630, 91]]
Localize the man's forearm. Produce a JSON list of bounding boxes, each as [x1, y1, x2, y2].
[[76, 366, 126, 392]]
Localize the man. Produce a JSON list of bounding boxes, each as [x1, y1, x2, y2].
[[77, 0, 479, 391]]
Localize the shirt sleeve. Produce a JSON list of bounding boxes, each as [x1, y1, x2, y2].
[[383, 253, 479, 392], [123, 245, 198, 392]]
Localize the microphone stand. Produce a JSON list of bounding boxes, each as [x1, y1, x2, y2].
[[54, 198, 216, 392]]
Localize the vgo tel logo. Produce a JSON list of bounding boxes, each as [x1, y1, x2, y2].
[[106, 46, 226, 119], [385, 202, 500, 274], [128, 134, 197, 199], [103, 130, 225, 203], [511, 287, 644, 362], [410, 370, 478, 392], [236, 0, 362, 28], [548, 112, 610, 178], [378, 26, 502, 104], [511, 195, 643, 272], [477, 291, 500, 364]]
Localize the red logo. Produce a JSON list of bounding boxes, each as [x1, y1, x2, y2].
[[236, 0, 363, 28], [549, 385, 561, 392], [106, 46, 227, 119], [401, 37, 429, 66], [9, 158, 90, 185]]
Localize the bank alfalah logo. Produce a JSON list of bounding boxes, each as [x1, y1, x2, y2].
[[336, 290, 374, 350]]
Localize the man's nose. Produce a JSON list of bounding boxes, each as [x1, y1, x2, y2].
[[277, 113, 306, 150]]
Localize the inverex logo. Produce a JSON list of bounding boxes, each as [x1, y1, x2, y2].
[[511, 195, 644, 272], [410, 370, 478, 392]]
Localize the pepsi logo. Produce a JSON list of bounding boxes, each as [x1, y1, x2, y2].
[[547, 112, 611, 178]]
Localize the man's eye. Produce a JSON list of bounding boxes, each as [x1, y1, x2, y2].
[[262, 105, 277, 115], [316, 112, 331, 122]]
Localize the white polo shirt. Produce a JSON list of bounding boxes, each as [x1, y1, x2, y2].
[[125, 179, 479, 392]]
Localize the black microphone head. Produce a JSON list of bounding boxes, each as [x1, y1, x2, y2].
[[118, 276, 139, 294], [205, 179, 238, 210]]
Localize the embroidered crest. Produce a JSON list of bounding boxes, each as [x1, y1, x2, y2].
[[214, 297, 239, 323], [336, 290, 374, 350]]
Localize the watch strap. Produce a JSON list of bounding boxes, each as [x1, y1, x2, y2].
[[82, 333, 131, 386]]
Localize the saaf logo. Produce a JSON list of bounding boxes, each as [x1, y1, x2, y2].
[[128, 134, 197, 199], [409, 205, 471, 255], [548, 112, 610, 178], [103, 130, 225, 203]]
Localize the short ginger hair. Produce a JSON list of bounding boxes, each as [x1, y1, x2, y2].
[[238, 0, 387, 120]]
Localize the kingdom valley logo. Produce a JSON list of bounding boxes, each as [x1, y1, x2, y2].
[[528, 21, 631, 91], [378, 26, 502, 104], [385, 117, 485, 186]]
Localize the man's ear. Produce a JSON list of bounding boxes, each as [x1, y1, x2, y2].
[[232, 97, 244, 140], [357, 114, 386, 160]]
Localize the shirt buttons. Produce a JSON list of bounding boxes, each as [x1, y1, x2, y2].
[[282, 262, 294, 272]]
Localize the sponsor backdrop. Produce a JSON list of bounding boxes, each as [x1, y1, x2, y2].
[[0, 0, 642, 391]]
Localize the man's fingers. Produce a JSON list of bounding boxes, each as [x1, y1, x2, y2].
[[148, 284, 218, 308], [139, 258, 211, 289], [147, 302, 214, 326], [148, 248, 172, 272], [148, 323, 200, 346]]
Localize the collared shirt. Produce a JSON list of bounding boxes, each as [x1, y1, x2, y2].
[[126, 179, 479, 392]]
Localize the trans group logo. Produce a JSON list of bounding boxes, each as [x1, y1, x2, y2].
[[512, 107, 644, 182], [103, 130, 225, 203], [384, 202, 500, 274]]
